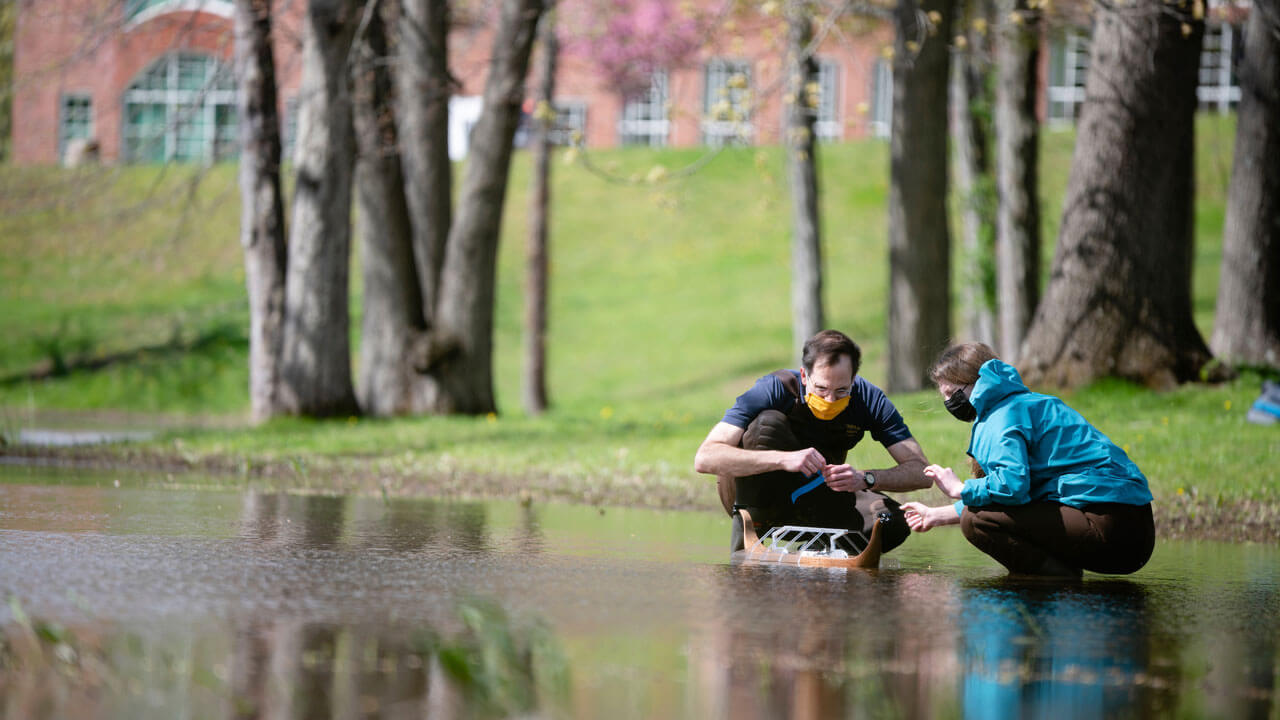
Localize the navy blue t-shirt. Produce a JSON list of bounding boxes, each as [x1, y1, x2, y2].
[[721, 370, 913, 450]]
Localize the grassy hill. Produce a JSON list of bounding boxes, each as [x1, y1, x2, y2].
[[1, 116, 1276, 529]]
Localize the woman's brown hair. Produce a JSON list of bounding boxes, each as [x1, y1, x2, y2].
[[929, 342, 999, 387]]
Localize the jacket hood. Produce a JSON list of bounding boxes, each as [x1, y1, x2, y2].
[[970, 359, 1028, 416]]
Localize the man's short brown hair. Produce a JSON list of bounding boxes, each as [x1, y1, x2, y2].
[[801, 330, 862, 376]]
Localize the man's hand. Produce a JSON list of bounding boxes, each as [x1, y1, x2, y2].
[[822, 463, 868, 493], [924, 464, 965, 499], [778, 447, 827, 477], [902, 501, 961, 532]]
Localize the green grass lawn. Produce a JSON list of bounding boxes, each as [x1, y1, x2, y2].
[[1, 115, 1277, 515]]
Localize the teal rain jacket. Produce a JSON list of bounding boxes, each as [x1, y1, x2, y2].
[[954, 359, 1153, 514]]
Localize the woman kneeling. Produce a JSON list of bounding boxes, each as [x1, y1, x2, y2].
[[902, 343, 1155, 577]]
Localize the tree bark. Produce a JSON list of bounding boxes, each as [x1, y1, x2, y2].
[[233, 0, 288, 423], [430, 0, 545, 414], [524, 4, 556, 416], [786, 0, 824, 355], [993, 0, 1041, 362], [1019, 0, 1210, 389], [278, 0, 360, 416], [950, 0, 996, 346], [888, 0, 954, 391], [1211, 1, 1280, 369], [392, 0, 453, 322], [352, 0, 428, 416]]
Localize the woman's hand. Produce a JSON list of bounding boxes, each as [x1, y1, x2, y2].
[[924, 464, 965, 499], [901, 501, 961, 532]]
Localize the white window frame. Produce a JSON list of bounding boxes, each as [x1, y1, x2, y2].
[[1047, 29, 1090, 125], [549, 100, 587, 146], [59, 93, 94, 161], [619, 71, 670, 147], [122, 52, 238, 164], [125, 0, 233, 26], [702, 59, 753, 146], [813, 59, 841, 142], [869, 58, 892, 139], [1197, 23, 1241, 113]]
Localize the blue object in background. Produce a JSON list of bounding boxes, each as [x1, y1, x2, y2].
[[1247, 380, 1280, 425]]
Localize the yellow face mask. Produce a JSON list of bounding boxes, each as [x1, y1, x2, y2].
[[805, 393, 850, 421]]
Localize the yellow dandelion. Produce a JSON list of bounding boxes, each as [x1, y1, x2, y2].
[[600, 406, 615, 420], [486, 412, 497, 423], [1224, 400, 1232, 411]]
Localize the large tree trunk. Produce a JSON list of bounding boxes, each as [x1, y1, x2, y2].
[[234, 0, 288, 423], [352, 0, 428, 416], [1019, 0, 1209, 388], [1211, 1, 1280, 369], [786, 0, 824, 355], [950, 0, 996, 346], [278, 0, 360, 416], [430, 0, 545, 414], [993, 0, 1041, 362], [393, 0, 453, 322], [523, 3, 555, 416], [887, 0, 954, 391]]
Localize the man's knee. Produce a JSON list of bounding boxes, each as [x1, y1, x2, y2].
[[743, 409, 800, 451]]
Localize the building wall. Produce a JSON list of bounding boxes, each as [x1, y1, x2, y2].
[[10, 0, 1243, 166]]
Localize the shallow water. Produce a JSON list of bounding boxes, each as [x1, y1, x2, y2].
[[1, 466, 1277, 719]]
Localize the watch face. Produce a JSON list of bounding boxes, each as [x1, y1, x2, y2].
[[865, 472, 875, 488]]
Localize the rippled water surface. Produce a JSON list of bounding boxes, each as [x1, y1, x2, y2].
[[1, 466, 1277, 718]]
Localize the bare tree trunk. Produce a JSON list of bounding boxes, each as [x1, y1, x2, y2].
[[1019, 0, 1210, 389], [888, 0, 954, 391], [950, 0, 996, 346], [786, 0, 824, 354], [1211, 1, 1280, 369], [234, 0, 287, 423], [524, 3, 555, 416], [430, 0, 545, 414], [278, 0, 360, 416], [352, 0, 428, 416], [393, 0, 453, 322], [993, 0, 1041, 362]]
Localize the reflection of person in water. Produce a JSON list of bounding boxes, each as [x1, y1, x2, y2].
[[902, 343, 1155, 577], [959, 580, 1153, 717]]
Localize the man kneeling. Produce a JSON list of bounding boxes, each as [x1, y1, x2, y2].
[[693, 330, 930, 555]]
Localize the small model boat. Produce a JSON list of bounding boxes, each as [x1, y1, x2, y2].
[[732, 508, 889, 569]]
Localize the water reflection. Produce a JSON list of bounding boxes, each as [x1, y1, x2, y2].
[[1, 478, 1278, 719], [692, 566, 963, 718], [957, 579, 1166, 718]]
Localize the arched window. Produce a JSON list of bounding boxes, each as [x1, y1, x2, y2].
[[125, 0, 233, 23], [122, 53, 237, 164]]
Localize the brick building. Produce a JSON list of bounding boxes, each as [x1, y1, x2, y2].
[[9, 0, 1244, 166]]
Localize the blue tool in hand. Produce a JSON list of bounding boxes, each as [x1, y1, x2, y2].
[[791, 472, 826, 504]]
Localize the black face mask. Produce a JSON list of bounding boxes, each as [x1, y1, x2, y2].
[[944, 386, 977, 422]]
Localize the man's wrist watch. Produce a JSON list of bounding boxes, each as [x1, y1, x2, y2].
[[864, 471, 876, 490]]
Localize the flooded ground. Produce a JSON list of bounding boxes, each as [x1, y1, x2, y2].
[[1, 465, 1277, 719]]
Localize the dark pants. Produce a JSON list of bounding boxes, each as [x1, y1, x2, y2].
[[960, 501, 1155, 575], [731, 409, 910, 554]]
